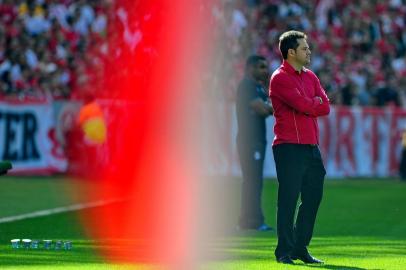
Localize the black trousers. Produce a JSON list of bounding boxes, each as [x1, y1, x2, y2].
[[272, 144, 326, 258], [237, 140, 266, 228], [400, 147, 406, 180]]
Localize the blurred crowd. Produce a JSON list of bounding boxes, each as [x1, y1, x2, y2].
[[0, 0, 111, 100], [213, 0, 406, 107], [1, 0, 406, 107]]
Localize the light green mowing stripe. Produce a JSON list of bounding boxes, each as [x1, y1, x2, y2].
[[0, 198, 124, 224], [202, 236, 406, 269], [0, 177, 404, 269]]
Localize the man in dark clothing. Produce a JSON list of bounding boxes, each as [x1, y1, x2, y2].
[[372, 78, 402, 107], [269, 30, 330, 265], [399, 131, 406, 181], [236, 55, 274, 231], [0, 161, 12, 175]]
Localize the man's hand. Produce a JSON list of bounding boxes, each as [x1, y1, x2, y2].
[[250, 98, 273, 116], [265, 100, 274, 115], [315, 96, 323, 104]]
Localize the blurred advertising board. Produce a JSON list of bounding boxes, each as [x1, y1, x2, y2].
[[202, 105, 406, 178], [0, 100, 68, 174]]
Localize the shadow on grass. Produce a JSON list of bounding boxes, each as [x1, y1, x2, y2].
[[302, 264, 376, 270], [204, 234, 405, 270]]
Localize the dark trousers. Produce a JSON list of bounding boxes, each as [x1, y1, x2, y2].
[[400, 147, 406, 180], [237, 140, 266, 228], [272, 144, 326, 258]]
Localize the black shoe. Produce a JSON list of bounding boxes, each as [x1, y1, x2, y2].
[[291, 252, 323, 264], [276, 256, 295, 264]]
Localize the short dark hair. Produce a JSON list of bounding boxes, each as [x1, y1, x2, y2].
[[245, 55, 266, 69], [279, 30, 307, 60]]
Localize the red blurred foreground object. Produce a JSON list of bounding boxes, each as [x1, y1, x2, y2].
[[70, 0, 216, 267]]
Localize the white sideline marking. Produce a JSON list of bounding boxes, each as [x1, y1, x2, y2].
[[0, 199, 122, 224]]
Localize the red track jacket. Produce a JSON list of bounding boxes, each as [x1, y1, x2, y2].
[[269, 61, 330, 146]]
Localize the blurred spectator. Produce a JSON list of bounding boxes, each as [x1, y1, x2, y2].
[[372, 77, 402, 107], [399, 130, 406, 180], [1, 0, 406, 107], [341, 81, 357, 106], [0, 0, 112, 100], [211, 0, 406, 108]]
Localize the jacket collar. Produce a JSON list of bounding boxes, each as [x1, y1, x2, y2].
[[281, 60, 308, 75]]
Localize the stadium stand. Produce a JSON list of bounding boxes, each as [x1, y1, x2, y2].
[[215, 0, 406, 107], [1, 0, 405, 108], [0, 0, 111, 100]]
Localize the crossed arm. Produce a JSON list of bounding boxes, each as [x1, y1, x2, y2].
[[270, 76, 329, 117]]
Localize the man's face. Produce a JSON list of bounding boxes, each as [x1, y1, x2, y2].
[[253, 60, 269, 83], [293, 38, 311, 66]]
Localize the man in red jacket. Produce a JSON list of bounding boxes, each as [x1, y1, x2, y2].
[[269, 30, 330, 265]]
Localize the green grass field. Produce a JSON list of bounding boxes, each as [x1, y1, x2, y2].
[[0, 177, 405, 269]]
